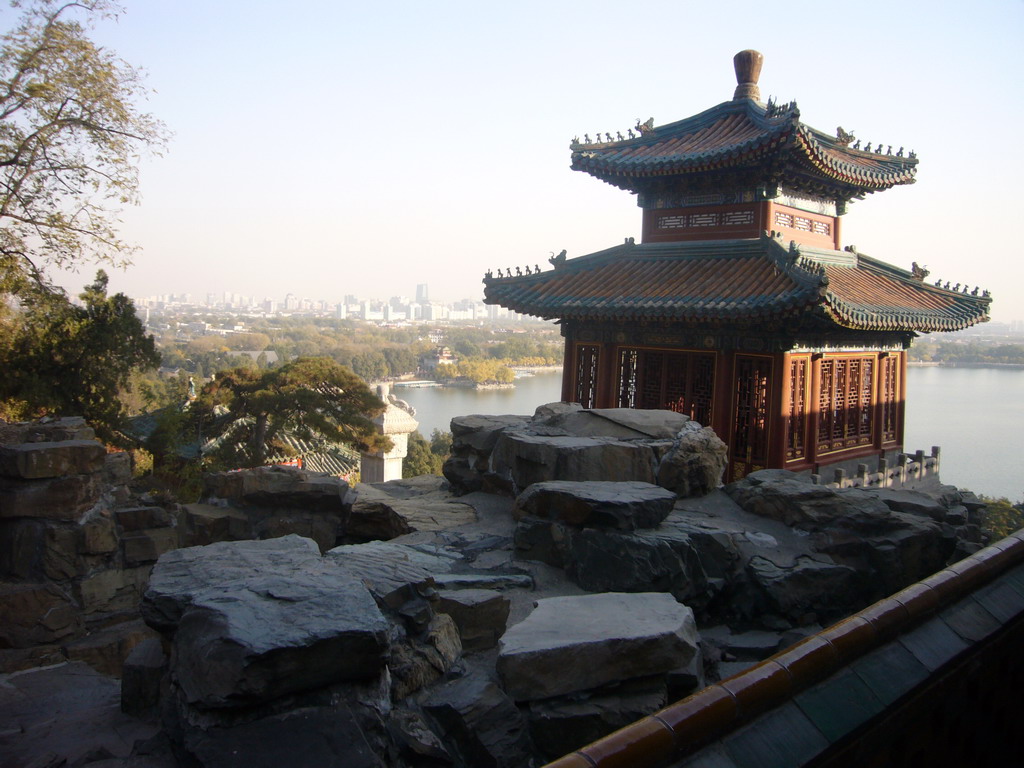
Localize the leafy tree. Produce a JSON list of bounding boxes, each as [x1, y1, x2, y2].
[[191, 357, 391, 469], [0, 270, 159, 442], [351, 350, 388, 382], [403, 429, 452, 478], [1, 0, 166, 295], [403, 430, 443, 477], [429, 428, 452, 457]]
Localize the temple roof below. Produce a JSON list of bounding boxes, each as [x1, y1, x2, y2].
[[483, 236, 990, 334]]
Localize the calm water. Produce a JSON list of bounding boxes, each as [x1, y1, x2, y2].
[[398, 367, 1024, 501]]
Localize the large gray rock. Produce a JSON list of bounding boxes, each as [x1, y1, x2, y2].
[[168, 676, 394, 768], [141, 535, 389, 708], [345, 477, 477, 542], [327, 540, 461, 607], [0, 581, 81, 647], [497, 592, 698, 700], [539, 408, 690, 439], [513, 480, 677, 531], [565, 525, 712, 606], [526, 675, 668, 761], [0, 440, 106, 480], [450, 414, 530, 455], [435, 589, 510, 651], [491, 433, 658, 490], [724, 472, 958, 610], [656, 422, 728, 497], [204, 466, 348, 511], [747, 555, 864, 623], [0, 472, 103, 520]]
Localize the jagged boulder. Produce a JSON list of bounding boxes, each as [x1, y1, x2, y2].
[[724, 470, 959, 608], [420, 672, 532, 768], [656, 422, 728, 497]]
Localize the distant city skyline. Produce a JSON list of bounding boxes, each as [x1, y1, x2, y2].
[[38, 1, 1024, 324]]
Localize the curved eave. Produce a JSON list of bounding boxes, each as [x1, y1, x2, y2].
[[483, 239, 829, 325], [821, 263, 991, 333], [571, 130, 794, 187], [794, 127, 918, 191]]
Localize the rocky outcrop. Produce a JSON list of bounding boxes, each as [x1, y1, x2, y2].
[[445, 404, 727, 499], [0, 418, 164, 674], [344, 475, 477, 542], [143, 536, 390, 708]]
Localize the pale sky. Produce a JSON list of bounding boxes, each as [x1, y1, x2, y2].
[[35, 0, 1024, 322]]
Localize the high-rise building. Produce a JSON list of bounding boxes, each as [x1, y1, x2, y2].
[[416, 284, 429, 303]]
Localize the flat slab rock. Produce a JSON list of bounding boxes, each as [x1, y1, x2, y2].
[[497, 592, 698, 700], [514, 480, 676, 530], [346, 478, 477, 541], [141, 535, 389, 709]]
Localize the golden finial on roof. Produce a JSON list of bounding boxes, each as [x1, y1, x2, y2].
[[733, 49, 763, 101]]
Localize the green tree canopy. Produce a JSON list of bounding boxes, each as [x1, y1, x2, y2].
[[1, 0, 166, 295], [0, 270, 159, 443], [192, 357, 391, 469]]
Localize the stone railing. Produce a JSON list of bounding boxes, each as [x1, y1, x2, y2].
[[810, 446, 941, 490]]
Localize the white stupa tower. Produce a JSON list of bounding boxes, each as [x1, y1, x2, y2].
[[360, 383, 419, 483]]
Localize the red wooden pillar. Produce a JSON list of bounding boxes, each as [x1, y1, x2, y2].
[[767, 351, 789, 469], [560, 338, 574, 403], [807, 353, 822, 468], [594, 342, 617, 408]]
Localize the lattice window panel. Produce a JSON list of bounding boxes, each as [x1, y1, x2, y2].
[[786, 358, 808, 461], [817, 360, 835, 451], [616, 349, 715, 424], [658, 215, 686, 230], [794, 216, 812, 232], [722, 211, 754, 226], [664, 354, 689, 414], [639, 353, 665, 409], [774, 211, 794, 228], [732, 356, 772, 470], [857, 359, 874, 443], [833, 359, 849, 441], [688, 213, 720, 228], [690, 355, 715, 426], [818, 355, 877, 453], [617, 348, 638, 408], [811, 221, 831, 235], [574, 345, 600, 409]]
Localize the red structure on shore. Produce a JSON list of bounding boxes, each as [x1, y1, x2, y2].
[[484, 50, 990, 480]]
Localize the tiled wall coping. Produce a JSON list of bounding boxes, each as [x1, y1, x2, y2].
[[543, 528, 1024, 768]]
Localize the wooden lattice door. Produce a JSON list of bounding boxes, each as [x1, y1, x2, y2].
[[731, 355, 772, 480]]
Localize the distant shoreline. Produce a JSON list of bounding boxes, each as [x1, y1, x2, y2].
[[908, 362, 1024, 369]]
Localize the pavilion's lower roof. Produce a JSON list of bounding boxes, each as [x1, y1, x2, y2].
[[482, 236, 990, 333]]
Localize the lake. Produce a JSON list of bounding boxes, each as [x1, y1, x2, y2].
[[397, 367, 1024, 502]]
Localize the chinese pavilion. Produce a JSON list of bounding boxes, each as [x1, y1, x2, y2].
[[483, 50, 991, 480]]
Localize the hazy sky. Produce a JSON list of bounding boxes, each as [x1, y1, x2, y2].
[[35, 0, 1024, 322]]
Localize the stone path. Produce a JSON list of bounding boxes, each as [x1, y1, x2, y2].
[[0, 661, 159, 768]]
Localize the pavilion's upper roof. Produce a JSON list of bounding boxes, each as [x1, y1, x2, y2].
[[569, 51, 918, 201], [482, 236, 990, 334]]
